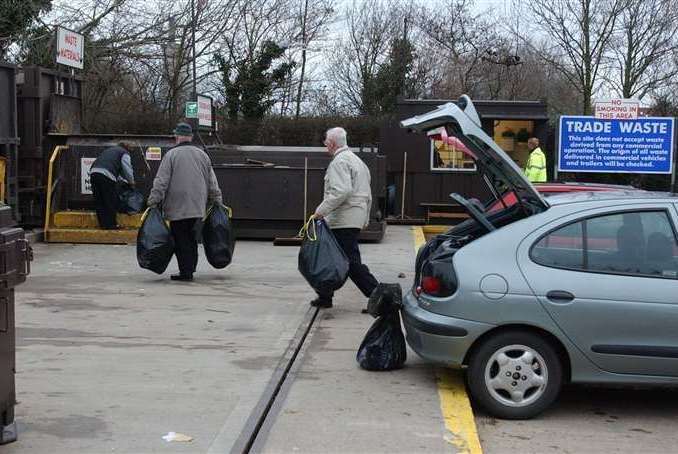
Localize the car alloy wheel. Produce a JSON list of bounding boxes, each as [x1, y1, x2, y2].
[[467, 331, 563, 419], [484, 344, 548, 407]]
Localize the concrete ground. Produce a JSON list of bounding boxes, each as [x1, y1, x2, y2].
[[7, 240, 311, 453], [259, 226, 451, 453], [5, 226, 457, 454], [475, 385, 678, 454], [7, 225, 678, 454]]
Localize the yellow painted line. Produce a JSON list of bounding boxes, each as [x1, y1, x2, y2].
[[411, 226, 483, 454], [436, 369, 483, 453], [422, 225, 450, 235], [413, 225, 427, 250]]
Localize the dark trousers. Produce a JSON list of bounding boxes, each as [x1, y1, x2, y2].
[[170, 218, 200, 277], [318, 228, 379, 303], [91, 173, 118, 229]]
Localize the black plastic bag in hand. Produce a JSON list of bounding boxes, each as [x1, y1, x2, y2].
[[137, 207, 174, 274], [202, 203, 235, 269], [118, 184, 145, 214], [298, 218, 349, 294], [357, 310, 407, 371]]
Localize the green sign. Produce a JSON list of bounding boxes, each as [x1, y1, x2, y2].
[[185, 102, 198, 118]]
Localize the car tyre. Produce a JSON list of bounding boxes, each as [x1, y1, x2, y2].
[[466, 330, 562, 419]]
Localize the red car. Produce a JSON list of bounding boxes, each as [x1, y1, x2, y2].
[[488, 182, 640, 213]]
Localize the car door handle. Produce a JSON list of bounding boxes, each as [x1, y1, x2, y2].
[[546, 290, 575, 303]]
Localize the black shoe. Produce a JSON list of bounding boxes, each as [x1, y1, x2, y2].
[[171, 274, 193, 282], [310, 298, 332, 308], [361, 308, 369, 314]]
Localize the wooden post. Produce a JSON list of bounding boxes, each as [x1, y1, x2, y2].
[[303, 157, 308, 220], [401, 152, 407, 219]]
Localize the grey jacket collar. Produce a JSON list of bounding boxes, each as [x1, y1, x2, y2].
[[332, 146, 349, 158]]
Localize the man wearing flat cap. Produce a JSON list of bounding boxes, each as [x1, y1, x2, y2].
[[147, 122, 223, 281]]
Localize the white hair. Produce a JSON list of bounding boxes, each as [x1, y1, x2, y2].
[[326, 127, 348, 147]]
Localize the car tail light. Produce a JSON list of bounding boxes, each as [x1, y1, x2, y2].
[[419, 258, 458, 298], [421, 276, 442, 295]]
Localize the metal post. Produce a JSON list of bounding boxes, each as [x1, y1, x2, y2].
[[191, 0, 197, 99], [190, 0, 199, 137], [303, 157, 308, 221], [400, 152, 407, 219], [672, 124, 678, 192], [44, 146, 68, 242]]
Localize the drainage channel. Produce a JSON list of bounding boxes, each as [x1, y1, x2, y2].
[[230, 306, 321, 454]]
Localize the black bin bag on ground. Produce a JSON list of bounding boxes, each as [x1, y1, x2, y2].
[[298, 218, 349, 294], [118, 184, 145, 214], [367, 283, 403, 317], [202, 203, 235, 269], [357, 309, 407, 371], [137, 207, 175, 274]]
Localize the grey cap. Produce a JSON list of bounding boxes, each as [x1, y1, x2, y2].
[[173, 122, 193, 136]]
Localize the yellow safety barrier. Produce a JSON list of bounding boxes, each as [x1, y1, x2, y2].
[[44, 146, 69, 242]]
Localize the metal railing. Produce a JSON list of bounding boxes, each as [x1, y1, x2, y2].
[[43, 145, 68, 241]]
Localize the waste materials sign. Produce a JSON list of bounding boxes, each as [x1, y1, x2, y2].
[[81, 157, 95, 194], [559, 116, 675, 174], [56, 27, 84, 69]]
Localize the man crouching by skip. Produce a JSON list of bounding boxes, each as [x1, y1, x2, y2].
[[311, 127, 379, 311], [147, 122, 222, 282]]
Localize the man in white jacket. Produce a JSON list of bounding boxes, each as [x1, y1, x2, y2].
[[311, 127, 379, 309]]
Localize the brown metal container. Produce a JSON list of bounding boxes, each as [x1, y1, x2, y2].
[[45, 140, 387, 241], [0, 63, 20, 222], [16, 67, 83, 225], [0, 204, 31, 444]]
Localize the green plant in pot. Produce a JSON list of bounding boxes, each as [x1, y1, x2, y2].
[[516, 128, 530, 143]]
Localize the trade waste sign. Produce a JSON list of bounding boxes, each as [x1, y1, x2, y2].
[[558, 116, 675, 174]]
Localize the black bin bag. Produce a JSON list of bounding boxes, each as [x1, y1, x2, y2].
[[137, 207, 175, 274], [367, 283, 403, 317], [298, 219, 349, 294], [357, 310, 407, 371], [118, 184, 145, 214], [202, 203, 235, 269]]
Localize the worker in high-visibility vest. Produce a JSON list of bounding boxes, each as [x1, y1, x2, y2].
[[524, 137, 547, 183]]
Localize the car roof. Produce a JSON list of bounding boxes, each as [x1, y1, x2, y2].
[[536, 182, 637, 190], [547, 190, 678, 206]]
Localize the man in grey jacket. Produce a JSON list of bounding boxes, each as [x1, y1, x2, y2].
[[311, 127, 379, 309], [147, 123, 222, 281]]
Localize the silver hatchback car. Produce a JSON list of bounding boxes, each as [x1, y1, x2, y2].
[[401, 97, 678, 419]]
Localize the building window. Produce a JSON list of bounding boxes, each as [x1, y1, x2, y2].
[[430, 139, 477, 172], [493, 120, 535, 169]]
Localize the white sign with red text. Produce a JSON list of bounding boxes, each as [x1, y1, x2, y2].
[[56, 27, 84, 69], [197, 95, 213, 128], [594, 98, 639, 120]]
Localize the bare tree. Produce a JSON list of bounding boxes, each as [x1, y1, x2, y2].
[[290, 0, 334, 118], [517, 0, 626, 114], [327, 0, 409, 114], [418, 0, 503, 98], [608, 0, 678, 99]]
